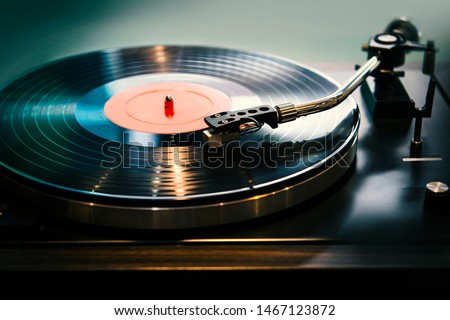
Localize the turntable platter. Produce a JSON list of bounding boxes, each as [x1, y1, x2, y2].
[[0, 46, 359, 229]]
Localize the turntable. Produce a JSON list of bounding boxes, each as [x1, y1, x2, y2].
[[1, 18, 450, 299]]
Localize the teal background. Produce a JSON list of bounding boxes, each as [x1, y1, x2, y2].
[[0, 0, 449, 86]]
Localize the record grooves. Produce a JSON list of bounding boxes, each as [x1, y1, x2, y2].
[[0, 46, 359, 229]]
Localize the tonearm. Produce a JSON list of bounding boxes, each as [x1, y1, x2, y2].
[[203, 18, 448, 150]]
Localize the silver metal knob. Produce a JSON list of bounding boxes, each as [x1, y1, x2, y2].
[[424, 181, 449, 214]]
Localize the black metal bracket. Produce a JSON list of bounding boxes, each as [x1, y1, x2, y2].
[[361, 28, 436, 120], [203, 105, 279, 145], [204, 105, 279, 133], [360, 18, 440, 155]]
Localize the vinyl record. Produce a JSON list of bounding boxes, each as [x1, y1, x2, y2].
[[0, 45, 359, 229]]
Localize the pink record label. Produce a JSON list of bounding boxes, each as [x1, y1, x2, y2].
[[104, 82, 232, 134]]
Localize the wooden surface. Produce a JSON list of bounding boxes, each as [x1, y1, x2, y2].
[[2, 242, 450, 299], [2, 242, 450, 271]]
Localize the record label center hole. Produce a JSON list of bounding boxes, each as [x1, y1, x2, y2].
[[104, 82, 232, 134]]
